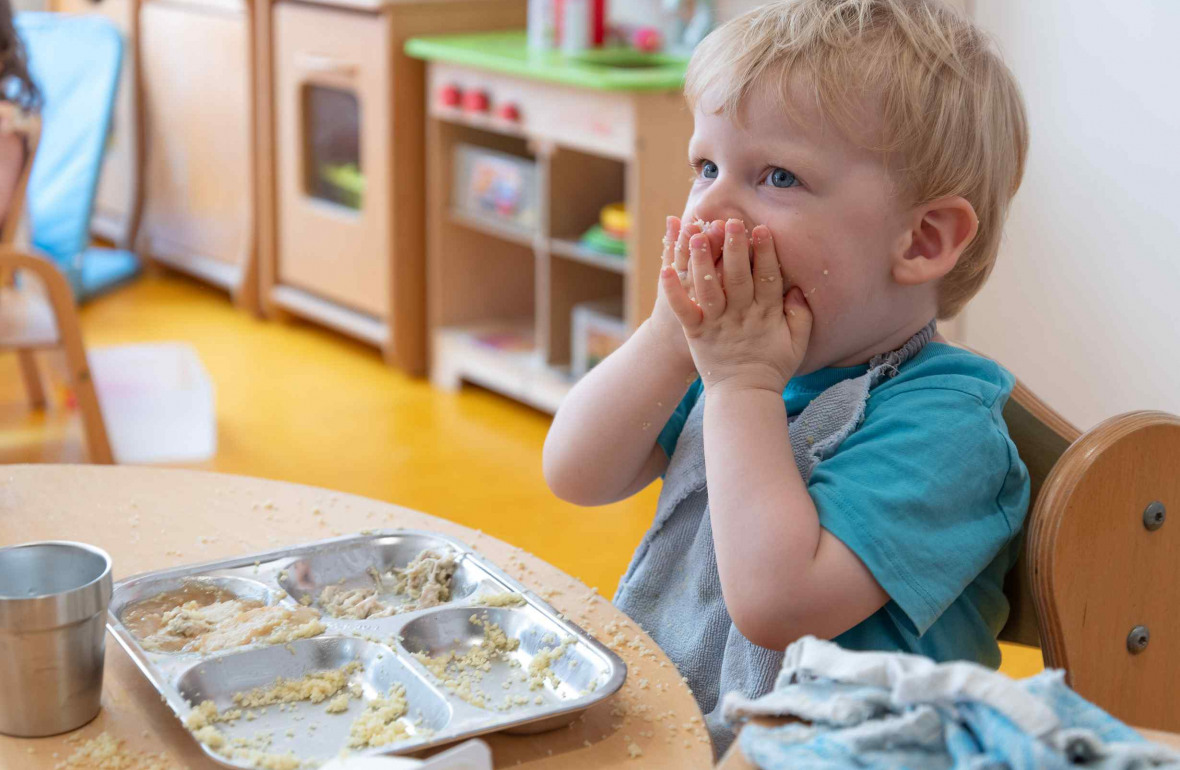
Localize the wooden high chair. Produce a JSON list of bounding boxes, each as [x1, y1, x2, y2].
[[719, 383, 1180, 768], [0, 103, 114, 464], [999, 382, 1180, 732]]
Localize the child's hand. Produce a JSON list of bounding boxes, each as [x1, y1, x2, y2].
[[660, 219, 813, 394], [647, 215, 723, 373]]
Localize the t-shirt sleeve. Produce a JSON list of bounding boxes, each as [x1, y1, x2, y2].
[[657, 379, 703, 459], [808, 386, 1030, 637]]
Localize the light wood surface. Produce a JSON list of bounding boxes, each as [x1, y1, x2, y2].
[[715, 718, 1180, 769], [0, 465, 710, 768], [1029, 410, 1180, 733], [139, 0, 254, 299], [627, 92, 694, 330]]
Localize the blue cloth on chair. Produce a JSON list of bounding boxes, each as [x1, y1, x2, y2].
[[16, 12, 139, 300], [723, 636, 1180, 770]]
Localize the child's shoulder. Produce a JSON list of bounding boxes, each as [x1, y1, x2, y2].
[[871, 342, 1015, 413]]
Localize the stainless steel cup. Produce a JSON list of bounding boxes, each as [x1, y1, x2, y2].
[[0, 541, 113, 737]]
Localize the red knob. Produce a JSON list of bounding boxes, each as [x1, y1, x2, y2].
[[439, 84, 462, 108], [462, 89, 490, 113], [496, 102, 521, 122]]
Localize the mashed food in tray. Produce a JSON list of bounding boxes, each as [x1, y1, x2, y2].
[[318, 548, 457, 620], [231, 662, 363, 709], [347, 685, 412, 748], [122, 582, 326, 653]]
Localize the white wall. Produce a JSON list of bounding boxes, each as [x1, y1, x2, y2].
[[962, 0, 1180, 430]]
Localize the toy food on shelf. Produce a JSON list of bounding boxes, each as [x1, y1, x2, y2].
[[318, 162, 365, 210], [579, 202, 628, 256], [631, 26, 663, 53], [453, 144, 538, 230], [599, 202, 629, 237], [571, 297, 627, 377]]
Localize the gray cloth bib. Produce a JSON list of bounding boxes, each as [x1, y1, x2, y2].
[[613, 321, 936, 756]]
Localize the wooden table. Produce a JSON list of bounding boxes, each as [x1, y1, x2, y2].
[[0, 465, 712, 769]]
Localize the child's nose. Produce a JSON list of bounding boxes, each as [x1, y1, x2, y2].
[[690, 182, 748, 230]]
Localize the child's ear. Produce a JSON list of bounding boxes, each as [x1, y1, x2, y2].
[[892, 197, 978, 286]]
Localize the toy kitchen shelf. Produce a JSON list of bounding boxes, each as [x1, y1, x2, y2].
[[407, 31, 693, 413]]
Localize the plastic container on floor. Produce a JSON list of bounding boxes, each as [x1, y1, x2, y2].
[[88, 343, 216, 464]]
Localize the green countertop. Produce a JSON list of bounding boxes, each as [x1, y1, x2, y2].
[[405, 31, 688, 92]]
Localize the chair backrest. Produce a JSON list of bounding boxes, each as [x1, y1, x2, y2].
[[993, 366, 1180, 731], [1029, 410, 1180, 732], [997, 381, 1080, 647], [15, 12, 122, 267]]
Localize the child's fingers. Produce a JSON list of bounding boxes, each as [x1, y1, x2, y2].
[[784, 286, 814, 355], [661, 266, 704, 332], [674, 220, 700, 274], [662, 216, 681, 269], [704, 219, 726, 259], [751, 225, 784, 307], [689, 234, 724, 321], [722, 219, 754, 308]]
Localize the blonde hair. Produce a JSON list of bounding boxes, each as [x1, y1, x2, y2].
[[685, 0, 1028, 318]]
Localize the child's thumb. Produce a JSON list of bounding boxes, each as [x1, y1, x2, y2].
[[784, 287, 814, 348]]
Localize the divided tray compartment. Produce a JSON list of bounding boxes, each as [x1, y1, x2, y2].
[[106, 530, 627, 768]]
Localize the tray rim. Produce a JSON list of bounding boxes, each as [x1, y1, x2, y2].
[[105, 528, 628, 768]]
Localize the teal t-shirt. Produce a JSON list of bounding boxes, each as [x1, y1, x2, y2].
[[655, 342, 1030, 668]]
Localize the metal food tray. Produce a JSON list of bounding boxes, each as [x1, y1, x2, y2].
[[106, 529, 627, 768]]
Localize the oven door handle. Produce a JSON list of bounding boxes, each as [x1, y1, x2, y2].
[[294, 53, 359, 78]]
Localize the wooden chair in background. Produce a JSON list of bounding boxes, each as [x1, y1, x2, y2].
[[0, 103, 113, 463]]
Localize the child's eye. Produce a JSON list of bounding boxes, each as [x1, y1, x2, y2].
[[694, 160, 718, 179], [765, 168, 799, 188]]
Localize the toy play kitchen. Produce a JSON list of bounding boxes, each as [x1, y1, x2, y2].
[[258, 0, 526, 374], [407, 30, 694, 412]]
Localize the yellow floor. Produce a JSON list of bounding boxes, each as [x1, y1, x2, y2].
[[0, 270, 1044, 677]]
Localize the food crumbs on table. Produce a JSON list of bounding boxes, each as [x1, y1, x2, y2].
[[53, 732, 180, 770]]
